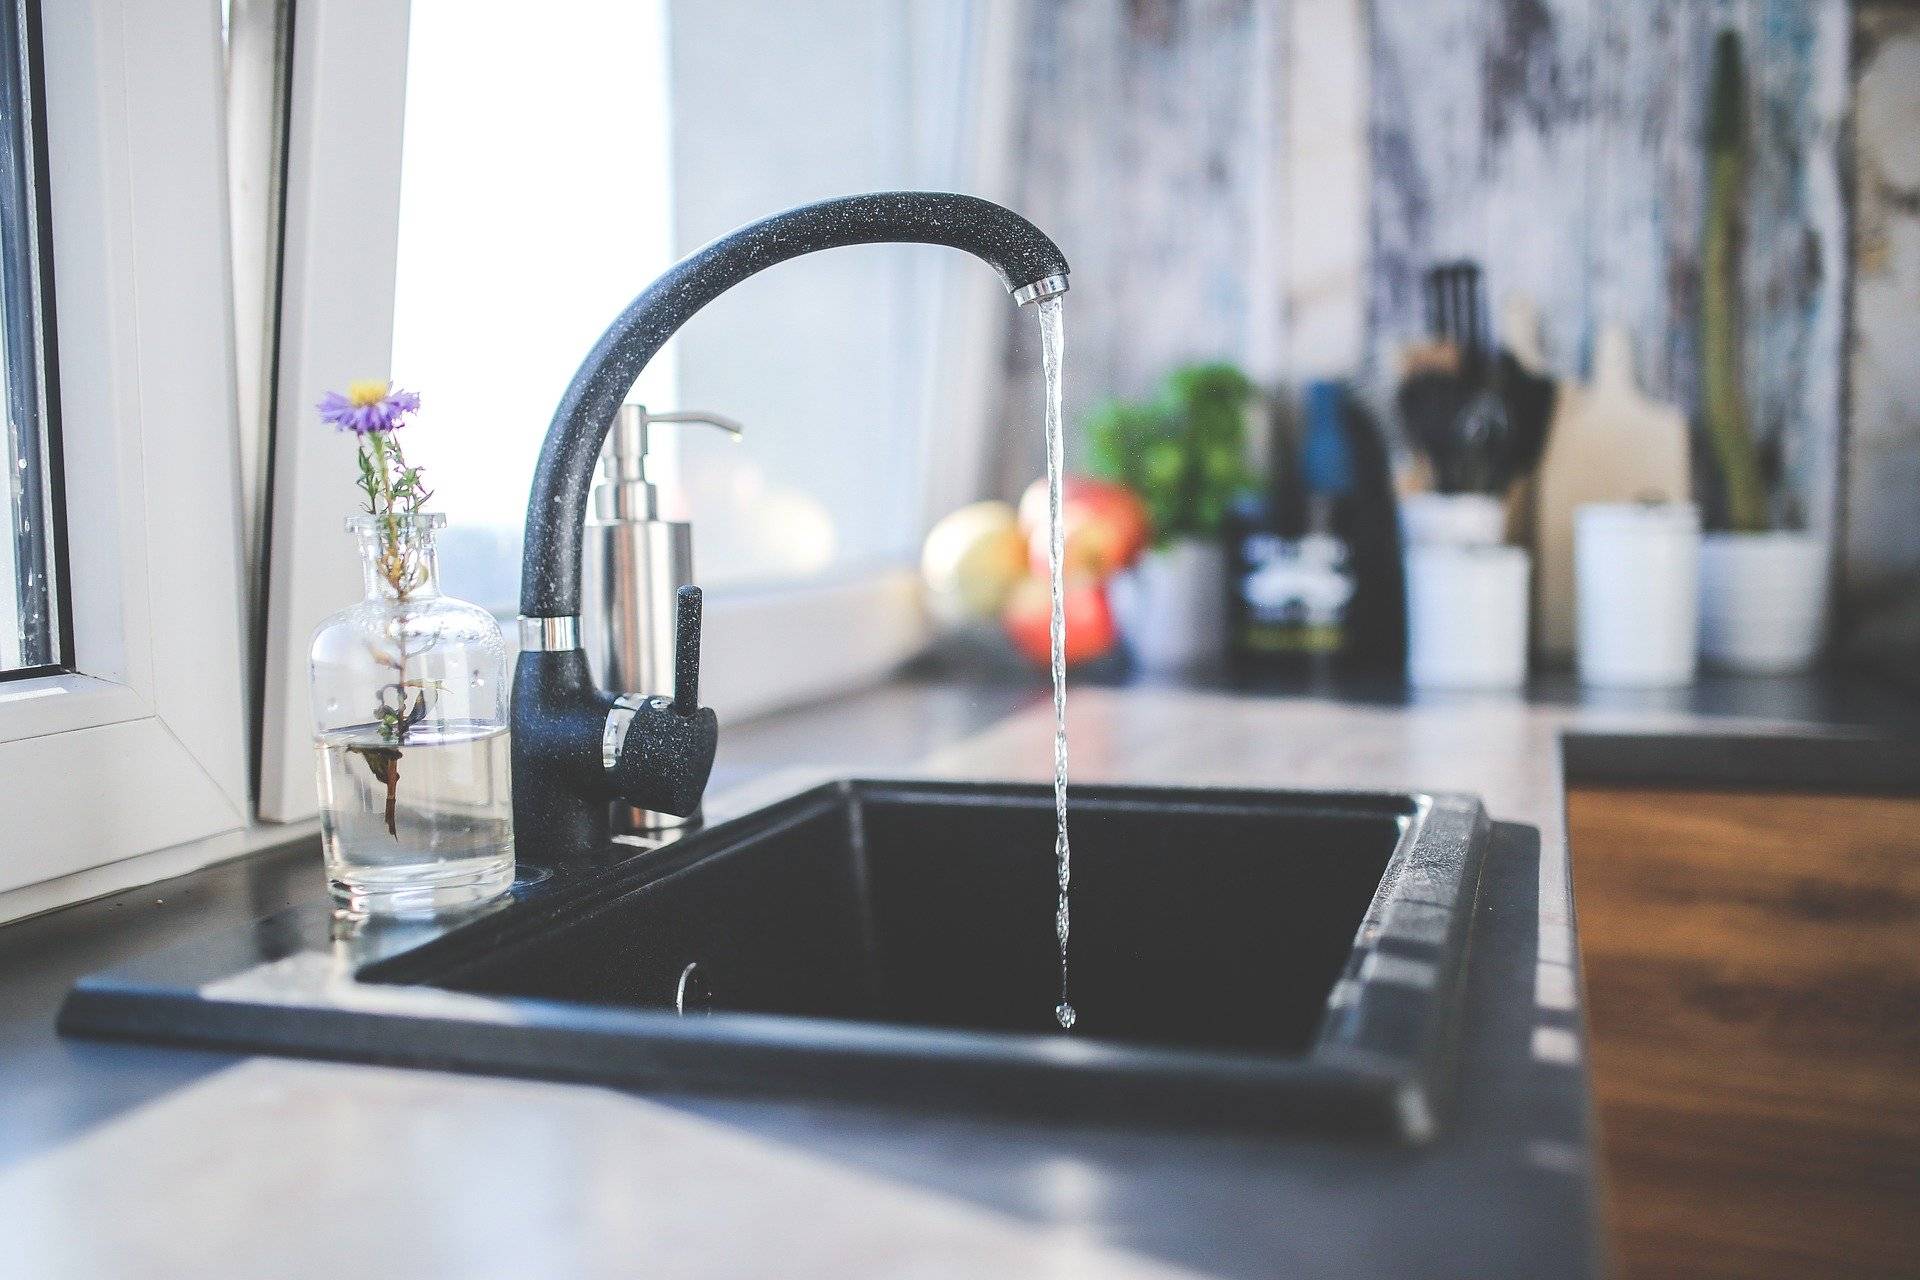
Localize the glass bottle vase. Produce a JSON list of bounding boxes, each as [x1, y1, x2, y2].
[[310, 513, 514, 915]]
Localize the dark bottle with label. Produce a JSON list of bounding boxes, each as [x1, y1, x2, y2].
[[1228, 381, 1404, 674]]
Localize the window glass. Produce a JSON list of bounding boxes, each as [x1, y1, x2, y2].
[[0, 0, 63, 676], [390, 0, 676, 612], [393, 2, 982, 609], [659, 0, 961, 595]]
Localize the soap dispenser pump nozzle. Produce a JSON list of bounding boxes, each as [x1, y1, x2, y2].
[[595, 404, 744, 521]]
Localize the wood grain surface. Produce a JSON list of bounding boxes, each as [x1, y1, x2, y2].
[[1570, 788, 1920, 1279]]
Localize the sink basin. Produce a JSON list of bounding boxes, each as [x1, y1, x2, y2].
[[62, 779, 1490, 1140]]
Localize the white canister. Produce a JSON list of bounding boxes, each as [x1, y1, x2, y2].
[[1400, 492, 1508, 547], [1574, 502, 1700, 687], [1405, 544, 1531, 690], [1697, 531, 1829, 673]]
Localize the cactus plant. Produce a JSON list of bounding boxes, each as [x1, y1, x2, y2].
[[1702, 28, 1768, 532]]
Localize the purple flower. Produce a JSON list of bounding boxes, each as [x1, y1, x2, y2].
[[318, 380, 422, 435]]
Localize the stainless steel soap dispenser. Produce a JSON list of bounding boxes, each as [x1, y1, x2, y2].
[[583, 402, 742, 834]]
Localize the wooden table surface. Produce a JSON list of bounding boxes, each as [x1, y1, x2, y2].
[[1570, 787, 1920, 1280]]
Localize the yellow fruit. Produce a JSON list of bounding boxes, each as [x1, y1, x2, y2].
[[921, 501, 1028, 622]]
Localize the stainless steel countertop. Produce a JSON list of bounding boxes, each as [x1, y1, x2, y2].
[[0, 675, 1908, 1279]]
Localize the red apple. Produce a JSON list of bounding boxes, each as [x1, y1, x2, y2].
[[1001, 574, 1117, 667], [1018, 475, 1151, 579]]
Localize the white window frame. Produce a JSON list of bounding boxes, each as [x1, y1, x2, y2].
[[258, 0, 1024, 820], [255, 0, 410, 821], [0, 0, 250, 907]]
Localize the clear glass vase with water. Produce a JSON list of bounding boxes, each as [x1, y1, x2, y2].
[[310, 513, 514, 916]]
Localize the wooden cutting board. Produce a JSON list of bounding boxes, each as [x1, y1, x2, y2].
[[1533, 325, 1691, 658]]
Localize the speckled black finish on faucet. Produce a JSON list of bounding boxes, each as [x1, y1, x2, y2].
[[672, 586, 701, 714], [510, 192, 1068, 859], [519, 191, 1070, 618]]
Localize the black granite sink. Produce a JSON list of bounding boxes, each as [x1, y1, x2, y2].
[[62, 779, 1490, 1140]]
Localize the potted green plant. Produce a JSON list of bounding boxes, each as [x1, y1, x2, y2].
[[1696, 29, 1829, 672], [1088, 363, 1257, 671]]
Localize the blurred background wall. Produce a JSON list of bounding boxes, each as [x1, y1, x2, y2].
[[1847, 1, 1920, 657], [992, 0, 1914, 650]]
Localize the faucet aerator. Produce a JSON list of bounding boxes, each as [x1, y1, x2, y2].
[[1011, 273, 1071, 308]]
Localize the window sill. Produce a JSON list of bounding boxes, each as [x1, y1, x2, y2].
[[0, 672, 148, 745], [0, 816, 317, 928]]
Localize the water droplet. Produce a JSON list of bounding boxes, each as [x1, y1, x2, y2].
[[469, 671, 484, 688], [1055, 1002, 1076, 1030], [325, 698, 339, 712]]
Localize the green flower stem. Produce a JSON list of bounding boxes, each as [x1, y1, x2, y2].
[[325, 384, 430, 836], [355, 430, 433, 769], [358, 431, 432, 599]]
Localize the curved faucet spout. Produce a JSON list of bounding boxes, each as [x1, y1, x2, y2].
[[519, 191, 1070, 618]]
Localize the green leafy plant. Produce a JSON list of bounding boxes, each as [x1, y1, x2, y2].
[[1085, 362, 1257, 546]]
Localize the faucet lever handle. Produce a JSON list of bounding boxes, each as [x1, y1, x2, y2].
[[672, 585, 702, 715]]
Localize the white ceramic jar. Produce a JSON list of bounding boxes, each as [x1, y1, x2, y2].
[[1399, 492, 1508, 547], [1405, 543, 1531, 690], [1574, 502, 1700, 688]]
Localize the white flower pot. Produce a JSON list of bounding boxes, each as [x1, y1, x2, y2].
[[1698, 531, 1829, 673], [1110, 540, 1226, 673]]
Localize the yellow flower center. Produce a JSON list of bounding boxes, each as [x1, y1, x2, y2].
[[347, 379, 391, 407]]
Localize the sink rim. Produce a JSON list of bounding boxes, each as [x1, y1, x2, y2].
[[60, 777, 1492, 1141], [360, 777, 1492, 1139]]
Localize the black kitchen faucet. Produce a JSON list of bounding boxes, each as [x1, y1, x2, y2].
[[509, 192, 1070, 857]]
